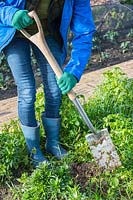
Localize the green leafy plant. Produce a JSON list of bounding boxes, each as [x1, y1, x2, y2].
[[127, 28, 133, 38], [16, 162, 87, 200], [84, 67, 133, 126], [120, 41, 131, 53], [103, 31, 119, 43], [103, 114, 133, 168], [0, 120, 29, 184], [100, 51, 110, 61]]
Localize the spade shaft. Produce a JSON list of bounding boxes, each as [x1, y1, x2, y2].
[[73, 98, 97, 134]]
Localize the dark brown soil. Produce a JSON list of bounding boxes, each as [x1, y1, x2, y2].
[[0, 187, 14, 200], [71, 162, 102, 191], [0, 85, 17, 101]]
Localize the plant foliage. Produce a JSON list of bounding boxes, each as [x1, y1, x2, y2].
[[0, 67, 133, 199]]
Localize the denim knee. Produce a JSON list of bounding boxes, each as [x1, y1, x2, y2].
[[44, 86, 62, 118], [18, 87, 36, 106], [17, 87, 37, 126]]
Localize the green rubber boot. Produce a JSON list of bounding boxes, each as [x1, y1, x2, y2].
[[41, 113, 67, 160], [21, 123, 48, 167]]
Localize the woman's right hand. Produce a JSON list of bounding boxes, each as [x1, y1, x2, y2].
[[12, 10, 33, 30]]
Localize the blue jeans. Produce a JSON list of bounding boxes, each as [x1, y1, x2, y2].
[[3, 36, 64, 127]]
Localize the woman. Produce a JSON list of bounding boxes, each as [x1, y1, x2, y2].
[[0, 0, 95, 167]]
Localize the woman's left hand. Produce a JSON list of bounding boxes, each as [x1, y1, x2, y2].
[[57, 72, 77, 94]]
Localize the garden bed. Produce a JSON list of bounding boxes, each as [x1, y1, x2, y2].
[[0, 67, 133, 199]]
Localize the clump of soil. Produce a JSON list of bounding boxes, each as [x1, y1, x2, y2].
[[71, 162, 102, 190], [0, 186, 14, 200]]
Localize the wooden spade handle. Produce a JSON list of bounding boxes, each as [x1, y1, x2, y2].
[[20, 10, 76, 101]]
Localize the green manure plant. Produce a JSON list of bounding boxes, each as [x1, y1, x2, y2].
[[84, 67, 133, 127], [103, 114, 133, 169], [0, 120, 29, 184], [0, 67, 133, 199], [16, 162, 87, 200]]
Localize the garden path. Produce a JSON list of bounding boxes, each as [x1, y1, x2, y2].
[[0, 60, 132, 128]]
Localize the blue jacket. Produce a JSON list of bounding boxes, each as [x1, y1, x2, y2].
[[0, 0, 95, 80]]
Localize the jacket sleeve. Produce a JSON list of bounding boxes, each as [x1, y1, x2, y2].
[[63, 0, 95, 81], [0, 1, 19, 26]]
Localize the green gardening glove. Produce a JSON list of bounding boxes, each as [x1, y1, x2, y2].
[[57, 72, 77, 94], [12, 10, 33, 30]]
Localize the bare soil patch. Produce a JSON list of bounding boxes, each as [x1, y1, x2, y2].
[[71, 162, 102, 191]]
